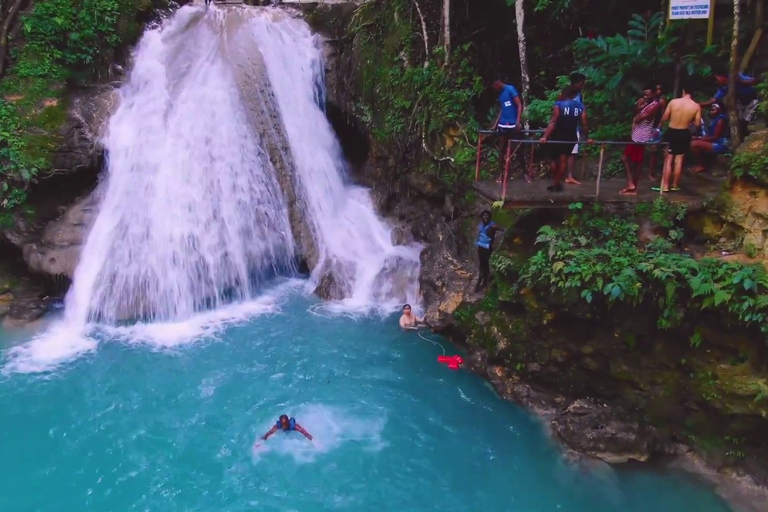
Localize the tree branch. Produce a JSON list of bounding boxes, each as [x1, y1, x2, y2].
[[726, 0, 742, 148], [412, 0, 430, 68], [0, 0, 29, 79], [739, 0, 764, 73]]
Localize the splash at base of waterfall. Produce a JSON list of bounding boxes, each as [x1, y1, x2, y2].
[[2, 4, 422, 374]]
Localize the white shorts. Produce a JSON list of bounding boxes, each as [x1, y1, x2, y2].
[[571, 131, 582, 155]]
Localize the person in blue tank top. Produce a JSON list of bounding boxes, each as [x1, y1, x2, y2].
[[565, 72, 587, 186], [540, 85, 593, 193], [490, 80, 526, 182], [700, 71, 759, 140], [475, 210, 505, 291], [690, 102, 730, 174], [259, 414, 313, 442]]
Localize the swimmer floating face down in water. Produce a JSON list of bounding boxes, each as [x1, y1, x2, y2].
[[399, 304, 425, 330], [260, 414, 313, 441]]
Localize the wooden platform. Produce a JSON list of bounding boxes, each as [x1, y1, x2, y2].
[[472, 174, 726, 209]]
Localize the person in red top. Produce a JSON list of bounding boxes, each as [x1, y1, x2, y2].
[[620, 86, 660, 195]]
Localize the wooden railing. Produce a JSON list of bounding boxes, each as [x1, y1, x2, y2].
[[475, 130, 670, 201]]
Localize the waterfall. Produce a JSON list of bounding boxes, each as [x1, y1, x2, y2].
[[3, 3, 421, 372]]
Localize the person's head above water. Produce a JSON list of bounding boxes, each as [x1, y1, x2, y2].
[[278, 414, 291, 430], [402, 304, 412, 315], [480, 210, 492, 224]]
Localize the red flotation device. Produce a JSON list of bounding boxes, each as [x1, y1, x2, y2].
[[437, 354, 464, 369]]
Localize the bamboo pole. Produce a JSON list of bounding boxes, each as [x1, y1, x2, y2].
[[500, 139, 513, 201], [595, 144, 605, 200], [707, 0, 716, 46], [475, 134, 483, 181]]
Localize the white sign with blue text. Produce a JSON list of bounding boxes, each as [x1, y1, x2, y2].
[[669, 0, 711, 20]]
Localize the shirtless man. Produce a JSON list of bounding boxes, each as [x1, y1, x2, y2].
[[399, 304, 424, 330], [654, 85, 701, 193]]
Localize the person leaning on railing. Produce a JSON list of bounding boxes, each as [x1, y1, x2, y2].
[[539, 85, 593, 193]]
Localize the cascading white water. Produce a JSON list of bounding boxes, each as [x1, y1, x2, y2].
[[4, 3, 421, 373], [66, 5, 298, 327], [248, 13, 422, 310]]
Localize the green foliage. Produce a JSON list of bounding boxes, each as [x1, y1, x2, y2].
[[731, 140, 768, 185], [351, 0, 482, 186], [511, 204, 768, 333], [0, 0, 159, 223], [547, 13, 715, 139]]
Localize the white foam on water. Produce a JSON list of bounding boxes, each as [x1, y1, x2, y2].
[[246, 13, 422, 314], [3, 4, 422, 372], [251, 404, 387, 464]]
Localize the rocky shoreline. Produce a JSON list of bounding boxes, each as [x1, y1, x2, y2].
[[379, 184, 768, 512], [468, 353, 768, 512]]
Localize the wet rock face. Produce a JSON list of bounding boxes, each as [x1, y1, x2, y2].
[[20, 192, 100, 279], [2, 86, 116, 286], [313, 260, 354, 300], [52, 86, 117, 174], [551, 399, 663, 463]]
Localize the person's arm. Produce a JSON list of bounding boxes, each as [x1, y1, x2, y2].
[[660, 102, 672, 125], [634, 102, 659, 123], [697, 119, 725, 141], [698, 97, 716, 108], [514, 95, 523, 127], [539, 105, 560, 142], [737, 75, 757, 86], [295, 424, 313, 441], [261, 425, 278, 441], [694, 107, 702, 128], [490, 109, 500, 130], [580, 109, 592, 143]]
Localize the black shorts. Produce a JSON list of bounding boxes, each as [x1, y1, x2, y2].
[[663, 128, 691, 156], [542, 138, 576, 159]]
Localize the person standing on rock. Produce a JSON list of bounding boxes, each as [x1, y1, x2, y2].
[[475, 210, 504, 291]]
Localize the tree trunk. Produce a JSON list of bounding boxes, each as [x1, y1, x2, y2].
[[726, 0, 742, 148], [739, 0, 764, 73], [413, 0, 430, 68], [0, 0, 28, 79], [515, 0, 530, 129], [441, 0, 450, 66]]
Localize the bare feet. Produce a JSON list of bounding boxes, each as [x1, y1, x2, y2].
[[648, 173, 657, 181], [690, 166, 706, 174], [619, 187, 637, 195], [564, 177, 581, 185]]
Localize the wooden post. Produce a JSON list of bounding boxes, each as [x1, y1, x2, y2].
[[707, 0, 716, 46], [500, 139, 513, 201], [595, 143, 605, 200], [475, 134, 483, 182], [528, 144, 535, 182]]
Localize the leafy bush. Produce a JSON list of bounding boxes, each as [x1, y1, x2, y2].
[[513, 204, 768, 332], [527, 13, 715, 141], [351, 0, 482, 186], [0, 0, 160, 224], [731, 136, 768, 185]]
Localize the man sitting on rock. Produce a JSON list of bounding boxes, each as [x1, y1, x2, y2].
[[399, 304, 425, 330]]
